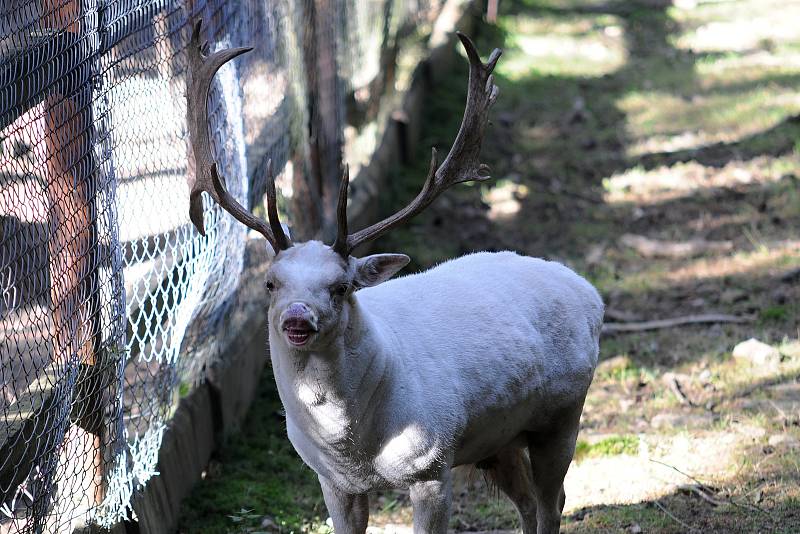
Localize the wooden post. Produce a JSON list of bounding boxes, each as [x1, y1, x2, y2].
[[301, 0, 344, 241], [42, 0, 106, 518]]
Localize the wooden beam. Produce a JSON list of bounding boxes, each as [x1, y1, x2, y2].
[[300, 0, 343, 241]]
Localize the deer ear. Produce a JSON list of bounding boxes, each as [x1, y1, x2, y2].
[[353, 254, 410, 288]]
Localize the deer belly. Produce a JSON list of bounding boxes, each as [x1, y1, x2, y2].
[[452, 365, 593, 466], [453, 399, 547, 465]]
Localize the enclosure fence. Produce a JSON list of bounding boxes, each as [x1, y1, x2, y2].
[[0, 0, 442, 530]]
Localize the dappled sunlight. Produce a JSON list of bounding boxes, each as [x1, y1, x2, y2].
[[694, 57, 800, 88], [605, 240, 800, 295], [564, 337, 800, 530], [664, 241, 800, 285], [602, 154, 797, 204], [618, 89, 800, 157], [609, 1, 800, 160], [497, 14, 626, 79], [711, 339, 800, 399], [671, 0, 799, 55], [482, 180, 529, 220], [564, 431, 741, 512]]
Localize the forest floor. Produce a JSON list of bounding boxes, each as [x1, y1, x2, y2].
[[178, 0, 800, 532]]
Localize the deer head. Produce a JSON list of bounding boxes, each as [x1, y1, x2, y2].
[[186, 18, 501, 350]]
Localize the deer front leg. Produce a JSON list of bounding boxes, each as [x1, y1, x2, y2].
[[409, 469, 453, 534], [318, 476, 369, 534]]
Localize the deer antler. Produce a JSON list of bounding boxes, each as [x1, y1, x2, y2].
[[186, 18, 291, 252], [332, 33, 501, 257]]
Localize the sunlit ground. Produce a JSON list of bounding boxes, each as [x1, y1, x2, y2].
[[179, 0, 800, 532]]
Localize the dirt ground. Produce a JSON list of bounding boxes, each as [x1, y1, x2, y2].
[[179, 0, 800, 532]]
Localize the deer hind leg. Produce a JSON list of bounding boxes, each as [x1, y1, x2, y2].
[[527, 415, 581, 534], [480, 445, 538, 534]]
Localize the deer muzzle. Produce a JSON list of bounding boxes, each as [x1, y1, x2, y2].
[[280, 302, 319, 347]]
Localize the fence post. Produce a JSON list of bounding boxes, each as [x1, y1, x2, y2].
[[42, 0, 107, 519]]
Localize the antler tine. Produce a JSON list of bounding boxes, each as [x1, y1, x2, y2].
[[332, 164, 350, 257], [338, 33, 501, 255], [186, 18, 291, 252], [265, 159, 291, 250]]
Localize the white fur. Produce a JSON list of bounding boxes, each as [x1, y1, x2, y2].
[[264, 242, 603, 534]]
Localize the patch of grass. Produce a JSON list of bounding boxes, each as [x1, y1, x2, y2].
[[178, 368, 326, 534], [564, 502, 674, 532], [620, 87, 800, 155], [761, 305, 789, 323], [449, 494, 519, 532], [594, 353, 652, 383], [574, 435, 639, 461]]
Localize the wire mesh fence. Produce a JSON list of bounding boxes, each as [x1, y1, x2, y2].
[[0, 0, 443, 530]]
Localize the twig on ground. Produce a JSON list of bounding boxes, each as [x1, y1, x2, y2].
[[663, 373, 696, 407], [649, 459, 716, 493], [603, 314, 751, 334], [768, 399, 788, 422], [678, 484, 725, 507], [650, 459, 773, 517], [653, 499, 698, 532]]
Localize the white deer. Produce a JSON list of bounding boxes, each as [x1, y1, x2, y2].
[[186, 20, 603, 534]]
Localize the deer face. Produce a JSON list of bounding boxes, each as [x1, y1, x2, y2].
[[265, 241, 408, 350]]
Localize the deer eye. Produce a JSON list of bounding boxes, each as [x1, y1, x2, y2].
[[266, 280, 275, 291], [332, 283, 348, 297]]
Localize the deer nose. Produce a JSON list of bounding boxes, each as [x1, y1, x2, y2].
[[280, 302, 318, 331]]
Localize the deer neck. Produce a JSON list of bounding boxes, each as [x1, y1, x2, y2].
[[271, 296, 394, 432]]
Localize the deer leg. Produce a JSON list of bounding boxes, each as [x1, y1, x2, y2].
[[482, 446, 538, 534], [318, 475, 369, 534], [409, 468, 453, 534], [527, 416, 581, 534]]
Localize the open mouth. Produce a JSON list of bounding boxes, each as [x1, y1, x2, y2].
[[282, 318, 316, 346]]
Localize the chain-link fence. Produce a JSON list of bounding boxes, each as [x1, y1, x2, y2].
[[0, 0, 443, 530]]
